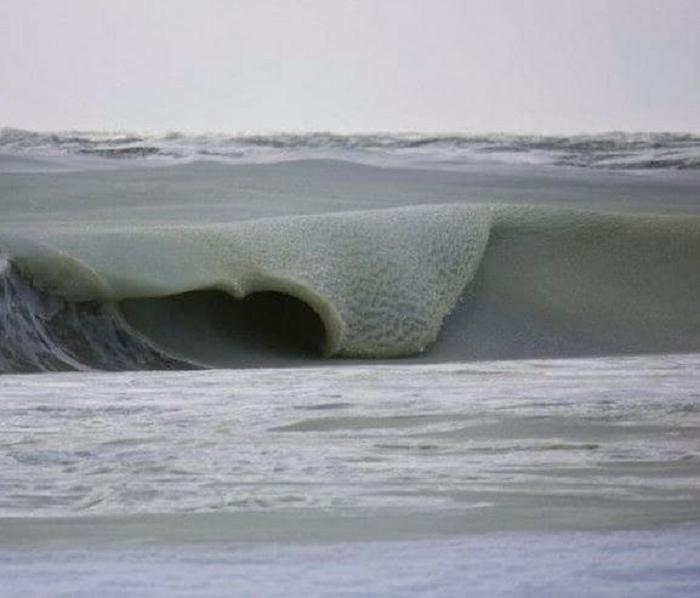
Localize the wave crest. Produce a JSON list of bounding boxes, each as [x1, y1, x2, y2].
[[1, 203, 699, 373]]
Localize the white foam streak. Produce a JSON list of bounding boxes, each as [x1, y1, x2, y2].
[[3, 128, 700, 171]]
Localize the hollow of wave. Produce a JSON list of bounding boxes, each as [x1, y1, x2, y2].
[[1, 192, 699, 373]]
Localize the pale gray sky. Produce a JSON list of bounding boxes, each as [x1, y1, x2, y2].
[[1, 0, 698, 133]]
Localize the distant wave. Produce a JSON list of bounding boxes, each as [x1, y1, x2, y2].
[[1, 204, 699, 373], [2, 128, 700, 170]]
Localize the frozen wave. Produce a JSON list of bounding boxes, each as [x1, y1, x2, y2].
[[1, 202, 699, 372]]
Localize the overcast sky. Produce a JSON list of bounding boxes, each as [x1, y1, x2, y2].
[[1, 0, 698, 133]]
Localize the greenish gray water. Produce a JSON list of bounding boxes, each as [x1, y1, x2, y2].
[[1, 159, 699, 371], [2, 355, 699, 541], [1, 151, 699, 596]]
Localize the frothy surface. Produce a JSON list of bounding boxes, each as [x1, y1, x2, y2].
[[3, 128, 700, 171], [1, 355, 699, 522]]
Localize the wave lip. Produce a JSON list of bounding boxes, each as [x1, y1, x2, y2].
[[0, 205, 491, 372]]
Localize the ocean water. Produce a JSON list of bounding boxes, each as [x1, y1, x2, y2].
[[1, 131, 699, 596], [2, 128, 700, 171]]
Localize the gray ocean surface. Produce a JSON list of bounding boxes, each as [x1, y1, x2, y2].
[[1, 131, 699, 596]]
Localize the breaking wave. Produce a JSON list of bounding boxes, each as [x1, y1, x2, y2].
[[0, 258, 186, 373], [1, 204, 699, 373], [2, 128, 700, 170]]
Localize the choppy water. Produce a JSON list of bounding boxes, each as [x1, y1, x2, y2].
[[2, 354, 698, 523], [3, 128, 700, 170], [2, 354, 700, 596]]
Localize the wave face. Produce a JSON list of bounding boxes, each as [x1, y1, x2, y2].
[[1, 199, 699, 374], [0, 204, 491, 371], [2, 128, 700, 170]]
